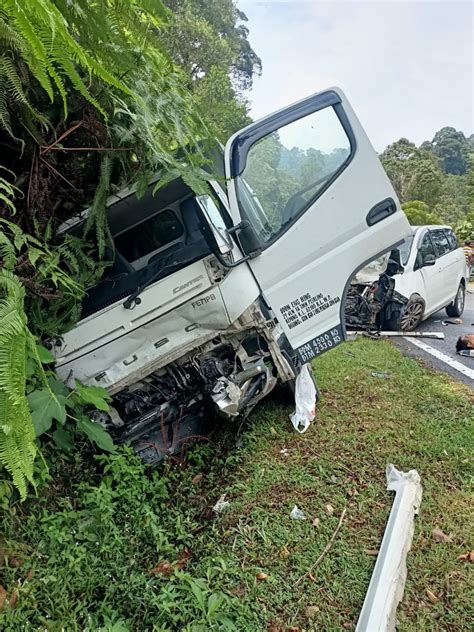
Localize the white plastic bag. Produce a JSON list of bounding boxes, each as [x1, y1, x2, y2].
[[290, 505, 306, 520], [290, 363, 316, 433]]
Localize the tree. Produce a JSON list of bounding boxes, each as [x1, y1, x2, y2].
[[0, 0, 218, 237], [433, 173, 470, 225], [162, 0, 261, 138], [431, 127, 468, 175], [401, 200, 442, 226], [0, 0, 256, 497], [193, 67, 250, 141], [455, 213, 474, 242], [163, 0, 261, 90], [380, 139, 444, 207]]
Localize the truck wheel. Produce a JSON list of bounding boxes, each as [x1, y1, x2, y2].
[[446, 283, 465, 317]]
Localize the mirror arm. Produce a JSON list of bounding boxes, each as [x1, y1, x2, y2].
[[211, 247, 256, 269]]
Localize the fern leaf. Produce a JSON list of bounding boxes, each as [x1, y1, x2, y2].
[[0, 270, 37, 499]]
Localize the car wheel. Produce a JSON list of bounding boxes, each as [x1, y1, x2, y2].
[[446, 283, 465, 317], [400, 297, 425, 331], [387, 296, 424, 331]]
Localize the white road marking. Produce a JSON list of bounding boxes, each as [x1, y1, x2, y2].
[[407, 338, 474, 381]]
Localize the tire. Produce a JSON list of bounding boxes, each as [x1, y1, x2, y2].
[[446, 283, 465, 317], [387, 296, 424, 331]]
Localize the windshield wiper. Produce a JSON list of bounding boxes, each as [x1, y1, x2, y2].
[[123, 274, 159, 309]]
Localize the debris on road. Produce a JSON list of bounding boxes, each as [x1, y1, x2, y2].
[[458, 349, 474, 357], [349, 330, 445, 340], [442, 318, 463, 326], [290, 505, 306, 520], [355, 464, 422, 632], [376, 330, 445, 340]]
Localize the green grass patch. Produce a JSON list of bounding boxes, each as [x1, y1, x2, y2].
[[1, 339, 473, 630]]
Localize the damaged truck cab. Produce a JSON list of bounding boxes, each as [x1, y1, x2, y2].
[[54, 87, 411, 461]]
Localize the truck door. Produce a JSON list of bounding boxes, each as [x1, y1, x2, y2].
[[224, 87, 411, 362]]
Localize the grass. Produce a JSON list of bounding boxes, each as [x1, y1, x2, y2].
[[1, 338, 473, 630]]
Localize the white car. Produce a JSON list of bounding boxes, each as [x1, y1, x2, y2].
[[346, 225, 467, 331]]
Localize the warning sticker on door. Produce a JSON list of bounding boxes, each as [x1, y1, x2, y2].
[[280, 292, 341, 330], [296, 324, 344, 362]]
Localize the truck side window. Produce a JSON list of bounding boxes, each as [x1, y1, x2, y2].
[[237, 106, 351, 244], [430, 229, 450, 257]]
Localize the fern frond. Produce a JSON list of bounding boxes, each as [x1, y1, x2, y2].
[[0, 269, 36, 499]]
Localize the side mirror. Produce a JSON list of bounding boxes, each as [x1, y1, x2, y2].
[[195, 196, 260, 268], [228, 220, 262, 257], [422, 253, 436, 266]]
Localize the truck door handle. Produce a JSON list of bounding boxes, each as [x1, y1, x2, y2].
[[123, 354, 138, 366], [366, 198, 396, 226]]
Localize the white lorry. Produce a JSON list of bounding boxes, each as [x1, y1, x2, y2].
[[53, 87, 411, 462]]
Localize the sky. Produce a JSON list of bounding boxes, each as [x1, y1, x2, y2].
[[239, 0, 473, 151]]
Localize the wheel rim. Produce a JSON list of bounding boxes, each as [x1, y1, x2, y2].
[[400, 301, 423, 330], [456, 286, 464, 312]]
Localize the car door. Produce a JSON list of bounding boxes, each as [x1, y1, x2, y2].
[[415, 230, 443, 314], [430, 228, 457, 306], [224, 87, 411, 361], [444, 228, 464, 292]]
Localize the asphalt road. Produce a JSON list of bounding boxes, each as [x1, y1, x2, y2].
[[393, 284, 474, 388]]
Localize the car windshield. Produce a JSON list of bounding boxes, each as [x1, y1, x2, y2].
[[397, 234, 414, 266]]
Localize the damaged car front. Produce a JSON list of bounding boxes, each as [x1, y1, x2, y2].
[[345, 238, 412, 331]]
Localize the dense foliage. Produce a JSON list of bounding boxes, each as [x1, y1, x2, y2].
[[380, 129, 474, 236], [0, 447, 245, 629], [0, 0, 259, 498]]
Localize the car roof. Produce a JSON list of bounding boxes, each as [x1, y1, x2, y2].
[[412, 224, 453, 232]]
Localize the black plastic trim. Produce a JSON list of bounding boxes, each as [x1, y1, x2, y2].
[[366, 198, 396, 226]]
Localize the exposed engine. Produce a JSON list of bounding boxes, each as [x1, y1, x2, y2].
[[345, 274, 395, 328], [91, 334, 277, 464], [345, 256, 408, 330]]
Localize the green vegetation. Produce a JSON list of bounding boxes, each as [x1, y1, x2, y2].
[[0, 15, 473, 632], [0, 0, 260, 497], [1, 339, 472, 629], [380, 131, 474, 235]]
